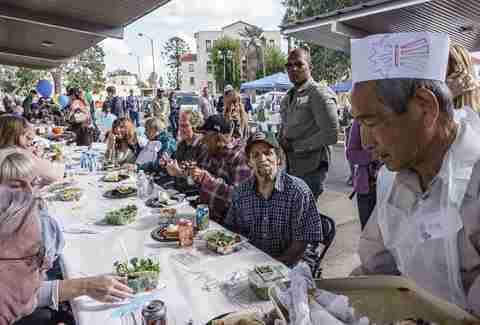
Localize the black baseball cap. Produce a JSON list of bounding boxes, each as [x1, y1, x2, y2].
[[245, 131, 280, 154], [198, 114, 233, 134]]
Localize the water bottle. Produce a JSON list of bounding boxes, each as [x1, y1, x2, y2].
[[137, 170, 147, 199]]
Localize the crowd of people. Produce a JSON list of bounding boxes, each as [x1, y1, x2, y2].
[[2, 29, 480, 325]]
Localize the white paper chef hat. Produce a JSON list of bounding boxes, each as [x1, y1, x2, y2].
[[351, 32, 450, 83]]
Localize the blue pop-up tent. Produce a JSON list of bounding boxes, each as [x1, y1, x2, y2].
[[330, 79, 352, 93], [240, 72, 293, 90]]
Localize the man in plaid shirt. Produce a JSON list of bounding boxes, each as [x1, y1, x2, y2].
[[225, 131, 323, 266], [189, 115, 253, 223]]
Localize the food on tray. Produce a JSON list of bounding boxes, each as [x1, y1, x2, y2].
[[55, 187, 82, 201], [249, 264, 288, 300], [211, 311, 265, 325], [102, 172, 129, 182], [110, 185, 136, 196], [204, 230, 244, 255], [48, 181, 73, 193], [162, 224, 179, 239], [158, 191, 170, 203], [104, 205, 137, 225], [114, 257, 160, 293]]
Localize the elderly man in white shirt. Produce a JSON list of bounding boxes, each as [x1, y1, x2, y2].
[[350, 32, 480, 316]]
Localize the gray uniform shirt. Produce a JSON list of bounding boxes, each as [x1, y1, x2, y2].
[[280, 79, 339, 176]]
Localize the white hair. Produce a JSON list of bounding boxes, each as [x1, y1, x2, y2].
[[0, 151, 35, 183]]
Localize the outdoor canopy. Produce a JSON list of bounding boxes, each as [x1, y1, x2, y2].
[[240, 72, 293, 90], [330, 79, 352, 93]]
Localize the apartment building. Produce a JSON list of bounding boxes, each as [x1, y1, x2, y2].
[[180, 21, 282, 94]]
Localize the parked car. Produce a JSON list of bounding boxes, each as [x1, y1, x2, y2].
[[175, 91, 200, 113]]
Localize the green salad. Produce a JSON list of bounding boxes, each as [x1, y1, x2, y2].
[[114, 257, 161, 293], [205, 230, 241, 247], [104, 205, 137, 225]]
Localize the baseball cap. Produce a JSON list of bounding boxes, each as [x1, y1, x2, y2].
[[224, 85, 234, 94], [198, 114, 233, 134], [245, 131, 280, 154]]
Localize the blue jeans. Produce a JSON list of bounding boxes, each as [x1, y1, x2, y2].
[[299, 164, 328, 200], [129, 110, 140, 127]]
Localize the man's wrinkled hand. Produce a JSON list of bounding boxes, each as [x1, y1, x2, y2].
[[84, 275, 133, 303], [190, 166, 207, 184]]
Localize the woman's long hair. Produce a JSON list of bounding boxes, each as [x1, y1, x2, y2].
[[0, 115, 30, 149], [447, 44, 480, 112], [224, 92, 249, 138], [112, 117, 137, 150]]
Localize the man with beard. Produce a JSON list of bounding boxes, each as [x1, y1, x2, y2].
[[225, 131, 322, 266], [189, 114, 253, 223]]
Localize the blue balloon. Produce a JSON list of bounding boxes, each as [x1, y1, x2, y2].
[[58, 95, 69, 108], [36, 79, 53, 98]]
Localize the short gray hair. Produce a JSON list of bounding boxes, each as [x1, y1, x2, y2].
[[0, 152, 35, 183], [375, 79, 454, 118]]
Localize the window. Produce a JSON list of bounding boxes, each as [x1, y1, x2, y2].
[[189, 64, 194, 72], [212, 40, 217, 48], [207, 61, 212, 74], [190, 77, 195, 86], [269, 39, 275, 48], [208, 81, 213, 92], [206, 40, 212, 52]]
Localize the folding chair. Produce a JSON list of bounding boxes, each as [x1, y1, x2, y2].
[[302, 213, 336, 278]]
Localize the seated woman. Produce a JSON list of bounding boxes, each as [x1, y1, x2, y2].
[[0, 149, 133, 325], [224, 92, 249, 139], [105, 117, 140, 166], [0, 185, 45, 325], [0, 114, 64, 184], [137, 117, 176, 174]]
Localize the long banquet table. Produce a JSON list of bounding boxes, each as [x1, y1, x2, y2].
[[48, 144, 281, 325]]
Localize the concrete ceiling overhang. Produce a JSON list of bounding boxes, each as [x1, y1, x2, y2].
[[281, 0, 480, 53], [0, 0, 170, 69]]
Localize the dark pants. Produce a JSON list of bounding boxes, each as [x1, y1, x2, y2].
[[129, 110, 140, 127], [357, 191, 377, 230], [13, 307, 75, 325], [299, 163, 329, 200]]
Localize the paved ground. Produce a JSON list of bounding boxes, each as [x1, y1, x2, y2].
[[316, 143, 362, 278]]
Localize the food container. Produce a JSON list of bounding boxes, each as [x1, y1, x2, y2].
[[124, 271, 160, 294], [248, 265, 289, 300], [177, 219, 193, 247], [204, 230, 247, 255], [269, 276, 479, 325], [157, 208, 177, 224]]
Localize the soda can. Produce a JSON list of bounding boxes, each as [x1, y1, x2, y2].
[[195, 204, 209, 231], [142, 299, 167, 325]]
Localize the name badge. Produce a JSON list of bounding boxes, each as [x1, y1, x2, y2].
[[415, 211, 445, 243], [297, 96, 309, 105]]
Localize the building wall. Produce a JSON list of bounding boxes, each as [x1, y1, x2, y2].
[[181, 22, 282, 95], [106, 75, 140, 97]]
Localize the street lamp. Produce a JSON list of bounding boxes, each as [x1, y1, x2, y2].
[[129, 52, 142, 82], [218, 49, 233, 89], [138, 33, 156, 93]]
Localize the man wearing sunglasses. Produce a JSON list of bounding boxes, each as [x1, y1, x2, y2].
[[280, 48, 339, 199]]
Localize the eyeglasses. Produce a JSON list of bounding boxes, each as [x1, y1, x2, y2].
[[0, 245, 47, 271]]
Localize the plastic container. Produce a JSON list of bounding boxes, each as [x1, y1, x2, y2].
[[124, 271, 160, 294], [248, 265, 288, 300]]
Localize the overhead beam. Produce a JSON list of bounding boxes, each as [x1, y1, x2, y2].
[[0, 3, 124, 39], [331, 22, 369, 39], [0, 46, 68, 64]]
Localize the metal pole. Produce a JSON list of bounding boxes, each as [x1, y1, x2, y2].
[[150, 38, 156, 93], [136, 56, 141, 81], [223, 51, 227, 89]]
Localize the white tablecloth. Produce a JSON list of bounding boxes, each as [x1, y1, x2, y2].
[[49, 161, 280, 325]]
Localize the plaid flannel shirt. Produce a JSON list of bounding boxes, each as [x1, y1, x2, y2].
[[199, 138, 254, 223], [225, 170, 323, 257]]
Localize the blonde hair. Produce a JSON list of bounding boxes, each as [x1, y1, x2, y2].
[[145, 117, 166, 133], [0, 151, 35, 183], [0, 115, 30, 148], [224, 92, 248, 138], [447, 44, 480, 111]]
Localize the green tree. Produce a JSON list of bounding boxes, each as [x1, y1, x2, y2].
[[16, 68, 48, 96], [282, 0, 354, 84], [108, 69, 134, 77], [211, 37, 241, 91], [51, 45, 106, 94], [161, 37, 190, 90], [264, 47, 287, 76]]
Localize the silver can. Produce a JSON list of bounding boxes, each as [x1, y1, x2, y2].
[[142, 299, 167, 325]]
